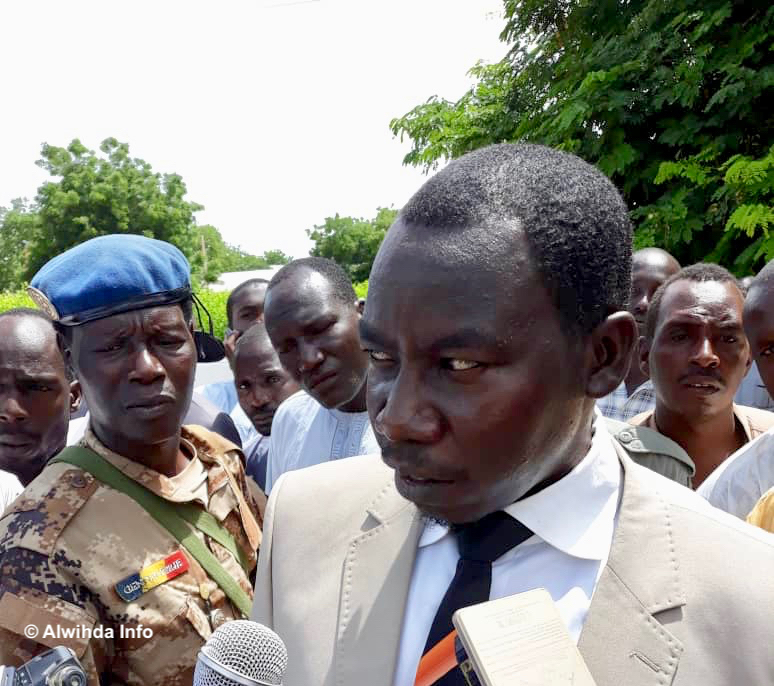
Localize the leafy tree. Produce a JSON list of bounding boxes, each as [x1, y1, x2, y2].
[[27, 138, 202, 280], [0, 200, 38, 292], [307, 207, 398, 282], [260, 249, 292, 266], [390, 1, 773, 275], [0, 137, 287, 289]]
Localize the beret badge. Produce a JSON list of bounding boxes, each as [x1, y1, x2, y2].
[[27, 286, 61, 321]]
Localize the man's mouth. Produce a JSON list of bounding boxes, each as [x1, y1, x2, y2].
[[251, 411, 275, 430], [306, 371, 336, 392], [680, 375, 723, 393], [127, 395, 174, 409], [0, 435, 34, 448]]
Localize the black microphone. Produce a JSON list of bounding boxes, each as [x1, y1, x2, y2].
[[193, 620, 288, 686]]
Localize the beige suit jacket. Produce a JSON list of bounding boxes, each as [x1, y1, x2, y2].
[[252, 447, 774, 686]]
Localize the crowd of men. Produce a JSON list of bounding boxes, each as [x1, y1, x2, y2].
[[0, 143, 773, 685]]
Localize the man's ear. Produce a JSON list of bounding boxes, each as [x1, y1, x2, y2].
[[69, 380, 82, 415], [640, 335, 652, 378], [585, 311, 638, 398]]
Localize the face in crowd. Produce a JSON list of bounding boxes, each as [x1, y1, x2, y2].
[[63, 303, 197, 456], [225, 280, 268, 365], [234, 324, 300, 436], [264, 262, 368, 412], [629, 248, 680, 336], [0, 311, 80, 486], [360, 144, 636, 524], [743, 266, 774, 398], [642, 267, 750, 422]]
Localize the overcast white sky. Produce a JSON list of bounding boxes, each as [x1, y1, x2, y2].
[[0, 0, 506, 259]]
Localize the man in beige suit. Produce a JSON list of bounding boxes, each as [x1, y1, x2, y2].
[[252, 144, 774, 685]]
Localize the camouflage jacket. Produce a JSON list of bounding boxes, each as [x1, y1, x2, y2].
[[0, 425, 263, 686]]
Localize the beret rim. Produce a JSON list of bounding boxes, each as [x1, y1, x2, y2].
[[52, 285, 192, 326]]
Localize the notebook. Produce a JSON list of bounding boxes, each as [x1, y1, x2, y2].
[[452, 588, 597, 686]]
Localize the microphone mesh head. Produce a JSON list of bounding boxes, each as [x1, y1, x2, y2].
[[194, 620, 288, 686]]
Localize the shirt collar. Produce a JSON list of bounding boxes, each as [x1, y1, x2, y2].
[[418, 419, 621, 562], [630, 379, 654, 397], [81, 426, 210, 506]]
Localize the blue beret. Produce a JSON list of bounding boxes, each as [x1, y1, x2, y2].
[[29, 234, 192, 326]]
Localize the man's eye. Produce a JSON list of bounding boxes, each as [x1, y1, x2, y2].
[[761, 346, 774, 357], [671, 333, 687, 342], [267, 375, 282, 385], [27, 383, 52, 392], [368, 350, 393, 362], [443, 358, 481, 371]]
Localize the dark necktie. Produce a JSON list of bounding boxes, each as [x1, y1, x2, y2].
[[421, 511, 533, 685]]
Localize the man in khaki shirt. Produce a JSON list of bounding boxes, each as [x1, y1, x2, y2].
[[0, 235, 262, 685], [630, 262, 774, 487]]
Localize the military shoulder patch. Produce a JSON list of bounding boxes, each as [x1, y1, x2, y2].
[[115, 550, 189, 602], [0, 466, 98, 556]]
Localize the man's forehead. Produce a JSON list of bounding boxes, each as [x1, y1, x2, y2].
[[78, 304, 186, 336], [267, 271, 334, 309], [235, 344, 280, 370], [660, 280, 743, 323], [234, 283, 267, 307], [0, 316, 57, 351]]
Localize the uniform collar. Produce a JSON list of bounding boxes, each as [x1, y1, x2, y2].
[[419, 419, 621, 562]]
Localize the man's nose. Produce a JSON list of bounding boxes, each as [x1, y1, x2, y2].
[[632, 293, 649, 316], [691, 337, 720, 368], [0, 392, 27, 423], [250, 387, 271, 409], [373, 370, 442, 444], [128, 346, 165, 383], [297, 341, 324, 374]]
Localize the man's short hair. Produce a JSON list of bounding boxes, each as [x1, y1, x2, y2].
[[644, 263, 741, 341], [226, 279, 269, 329], [0, 307, 53, 325], [234, 323, 274, 358], [267, 257, 356, 307], [0, 307, 74, 381], [399, 143, 633, 337]]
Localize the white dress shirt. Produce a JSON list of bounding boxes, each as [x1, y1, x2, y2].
[[392, 422, 622, 686], [0, 469, 23, 514], [698, 426, 774, 518], [265, 390, 379, 492]]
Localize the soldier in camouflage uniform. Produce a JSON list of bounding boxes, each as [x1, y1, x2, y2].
[[0, 235, 263, 685]]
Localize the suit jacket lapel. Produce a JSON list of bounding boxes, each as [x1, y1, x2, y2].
[[335, 478, 422, 686], [579, 444, 685, 686]]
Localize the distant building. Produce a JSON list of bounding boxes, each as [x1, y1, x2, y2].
[[211, 267, 284, 292]]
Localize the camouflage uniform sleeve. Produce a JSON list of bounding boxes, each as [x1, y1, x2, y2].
[[0, 546, 115, 686], [0, 466, 122, 685]]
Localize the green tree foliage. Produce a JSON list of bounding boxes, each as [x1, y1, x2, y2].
[[0, 200, 38, 292], [27, 138, 202, 280], [307, 207, 398, 283], [190, 226, 290, 284], [390, 1, 774, 274], [260, 249, 292, 266], [0, 138, 287, 289]]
